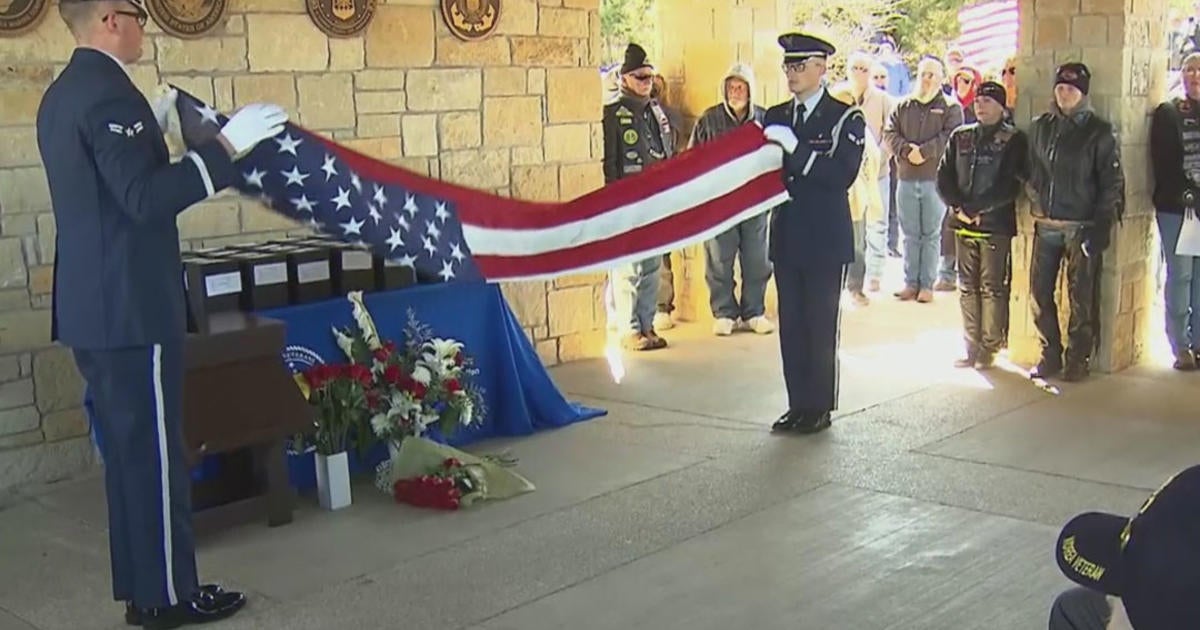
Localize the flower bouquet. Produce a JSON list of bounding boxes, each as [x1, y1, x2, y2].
[[298, 361, 373, 510], [331, 292, 486, 446], [380, 435, 534, 511]]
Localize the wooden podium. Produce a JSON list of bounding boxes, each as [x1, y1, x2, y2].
[[182, 311, 313, 533]]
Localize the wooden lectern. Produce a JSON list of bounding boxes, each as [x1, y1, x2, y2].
[[182, 311, 313, 533]]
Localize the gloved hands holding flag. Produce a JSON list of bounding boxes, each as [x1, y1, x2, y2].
[[763, 124, 799, 154], [219, 103, 289, 155]]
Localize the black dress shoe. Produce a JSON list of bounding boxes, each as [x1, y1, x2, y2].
[[771, 410, 805, 431], [126, 585, 228, 626], [133, 587, 246, 630], [792, 411, 832, 434], [1061, 362, 1090, 382]]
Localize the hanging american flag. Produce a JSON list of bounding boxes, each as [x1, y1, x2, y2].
[[170, 88, 788, 284], [956, 0, 1019, 72]]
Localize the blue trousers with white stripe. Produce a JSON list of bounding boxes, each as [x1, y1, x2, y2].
[[72, 343, 197, 609]]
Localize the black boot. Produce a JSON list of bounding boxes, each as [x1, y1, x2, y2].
[[1062, 360, 1090, 382], [1030, 353, 1062, 379]]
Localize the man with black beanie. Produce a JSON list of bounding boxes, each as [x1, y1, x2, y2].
[[936, 81, 1028, 369], [602, 43, 676, 351], [1025, 62, 1125, 381]]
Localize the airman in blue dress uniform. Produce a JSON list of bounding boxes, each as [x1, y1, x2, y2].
[[36, 0, 287, 626], [761, 33, 866, 434]]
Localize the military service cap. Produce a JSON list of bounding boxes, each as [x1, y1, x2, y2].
[[777, 32, 836, 62]]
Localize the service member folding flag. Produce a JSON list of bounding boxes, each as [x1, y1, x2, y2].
[[169, 87, 789, 283]]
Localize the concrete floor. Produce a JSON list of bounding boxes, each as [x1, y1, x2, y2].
[[1, 278, 1195, 630]]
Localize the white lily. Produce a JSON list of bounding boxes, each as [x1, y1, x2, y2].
[[370, 412, 390, 437], [347, 291, 382, 350], [332, 326, 355, 360], [411, 364, 432, 385]]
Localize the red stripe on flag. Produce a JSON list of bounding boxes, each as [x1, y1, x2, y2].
[[473, 169, 783, 278]]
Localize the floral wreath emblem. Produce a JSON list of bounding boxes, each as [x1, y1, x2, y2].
[[283, 345, 326, 400]]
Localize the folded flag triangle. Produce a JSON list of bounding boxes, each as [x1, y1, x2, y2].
[[170, 87, 790, 283]]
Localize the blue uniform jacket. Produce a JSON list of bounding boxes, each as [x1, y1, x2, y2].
[[763, 91, 866, 268], [36, 48, 238, 350]]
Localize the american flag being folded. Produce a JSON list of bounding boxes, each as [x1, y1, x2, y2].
[[170, 88, 789, 283]]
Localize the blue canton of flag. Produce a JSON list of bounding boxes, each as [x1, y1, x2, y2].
[[172, 88, 482, 284]]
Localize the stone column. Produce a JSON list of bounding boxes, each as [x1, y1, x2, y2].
[[653, 0, 791, 325], [1012, 0, 1166, 371]]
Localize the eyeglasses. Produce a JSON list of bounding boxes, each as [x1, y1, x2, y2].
[[782, 61, 822, 73]]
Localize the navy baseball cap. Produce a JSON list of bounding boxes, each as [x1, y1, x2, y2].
[[1055, 465, 1200, 629]]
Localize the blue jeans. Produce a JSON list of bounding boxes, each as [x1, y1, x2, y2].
[[1157, 211, 1200, 354], [704, 213, 771, 320], [610, 255, 662, 334], [897, 179, 946, 291], [865, 177, 890, 282]]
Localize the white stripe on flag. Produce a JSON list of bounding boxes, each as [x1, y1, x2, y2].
[[461, 143, 784, 257]]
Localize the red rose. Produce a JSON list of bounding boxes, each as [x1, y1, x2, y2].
[[383, 365, 403, 386], [349, 364, 372, 387], [384, 340, 397, 354], [409, 381, 427, 399], [443, 457, 461, 469], [444, 378, 462, 394], [373, 347, 390, 362]]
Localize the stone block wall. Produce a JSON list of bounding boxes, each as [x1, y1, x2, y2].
[[1013, 0, 1165, 370], [0, 0, 607, 490], [654, 0, 790, 326]]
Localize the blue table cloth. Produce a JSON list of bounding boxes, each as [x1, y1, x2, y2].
[[87, 282, 606, 490]]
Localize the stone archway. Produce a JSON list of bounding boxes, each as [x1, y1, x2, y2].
[[651, 0, 1168, 372]]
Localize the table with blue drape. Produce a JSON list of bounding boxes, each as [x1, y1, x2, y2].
[[86, 282, 606, 491]]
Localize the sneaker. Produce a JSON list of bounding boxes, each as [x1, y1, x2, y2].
[[1062, 361, 1090, 382], [916, 289, 933, 303], [653, 311, 674, 330], [933, 279, 957, 292], [850, 291, 870, 307], [746, 316, 775, 335], [895, 286, 918, 301], [1173, 349, 1197, 371], [713, 318, 736, 336]]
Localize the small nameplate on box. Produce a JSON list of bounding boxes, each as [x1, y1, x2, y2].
[[254, 262, 287, 286], [343, 251, 373, 270], [205, 272, 242, 297], [297, 261, 331, 283]]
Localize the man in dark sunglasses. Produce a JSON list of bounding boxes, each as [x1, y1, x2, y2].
[[602, 43, 676, 352], [36, 0, 289, 627]]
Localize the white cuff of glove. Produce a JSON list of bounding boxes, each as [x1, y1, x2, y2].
[[763, 125, 799, 154]]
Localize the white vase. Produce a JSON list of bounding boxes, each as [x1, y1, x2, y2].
[[315, 451, 352, 511]]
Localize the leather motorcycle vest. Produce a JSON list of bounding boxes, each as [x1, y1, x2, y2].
[[612, 96, 671, 176], [1173, 96, 1200, 188]]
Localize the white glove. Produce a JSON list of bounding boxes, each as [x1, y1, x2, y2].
[[219, 104, 289, 155], [151, 88, 177, 130], [763, 124, 799, 154]]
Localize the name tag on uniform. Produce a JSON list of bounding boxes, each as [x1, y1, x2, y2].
[[808, 137, 833, 151]]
